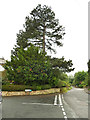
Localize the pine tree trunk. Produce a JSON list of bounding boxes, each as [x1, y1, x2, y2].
[[43, 26, 46, 53]]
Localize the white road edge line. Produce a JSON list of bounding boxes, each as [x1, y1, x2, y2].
[[63, 111, 66, 116], [64, 115, 68, 119], [61, 105, 64, 108], [59, 94, 62, 106], [59, 94, 68, 120], [62, 107, 65, 111], [22, 103, 53, 106], [54, 95, 57, 105]]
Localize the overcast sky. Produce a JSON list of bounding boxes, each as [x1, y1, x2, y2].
[[0, 0, 89, 75]]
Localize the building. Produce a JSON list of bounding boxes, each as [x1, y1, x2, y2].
[[0, 58, 6, 65]]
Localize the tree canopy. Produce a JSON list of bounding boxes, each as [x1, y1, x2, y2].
[[73, 71, 88, 87], [4, 44, 74, 86], [4, 4, 75, 88], [4, 45, 52, 85], [48, 57, 74, 72], [15, 4, 65, 54]]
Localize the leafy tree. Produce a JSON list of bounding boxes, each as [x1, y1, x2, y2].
[[55, 73, 71, 88], [68, 75, 74, 84], [15, 4, 65, 54], [46, 56, 74, 87], [4, 45, 52, 85], [48, 57, 74, 72], [4, 45, 75, 86], [74, 71, 88, 86], [84, 74, 88, 86], [4, 4, 76, 87]]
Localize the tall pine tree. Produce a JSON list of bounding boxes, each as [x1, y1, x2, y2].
[[16, 4, 65, 54]]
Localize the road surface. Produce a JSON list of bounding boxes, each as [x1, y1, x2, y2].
[[1, 87, 89, 119], [63, 87, 88, 118]]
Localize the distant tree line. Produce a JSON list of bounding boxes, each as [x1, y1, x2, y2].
[[72, 71, 88, 88]]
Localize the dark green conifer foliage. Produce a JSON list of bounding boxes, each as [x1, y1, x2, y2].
[[16, 4, 65, 53]]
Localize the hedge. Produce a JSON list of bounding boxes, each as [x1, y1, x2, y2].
[[2, 84, 51, 91], [2, 85, 30, 91]]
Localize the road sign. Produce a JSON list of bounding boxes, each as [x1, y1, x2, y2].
[[25, 89, 32, 92]]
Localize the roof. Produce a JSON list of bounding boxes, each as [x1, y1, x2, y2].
[[0, 58, 6, 64]]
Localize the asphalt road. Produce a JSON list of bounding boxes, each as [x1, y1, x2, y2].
[[63, 87, 88, 118], [1, 87, 89, 119], [2, 93, 64, 118]]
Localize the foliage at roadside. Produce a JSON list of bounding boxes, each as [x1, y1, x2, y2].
[[72, 71, 88, 88], [4, 45, 52, 85], [4, 45, 74, 87], [2, 84, 72, 92], [3, 4, 75, 90], [68, 75, 74, 84], [2, 84, 51, 91]]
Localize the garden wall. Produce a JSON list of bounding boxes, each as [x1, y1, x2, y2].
[[2, 88, 60, 96]]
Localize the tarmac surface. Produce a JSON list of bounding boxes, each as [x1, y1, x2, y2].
[[63, 87, 88, 118], [1, 87, 89, 119]]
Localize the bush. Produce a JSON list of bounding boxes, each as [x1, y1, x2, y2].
[[36, 86, 42, 90], [55, 80, 64, 88], [74, 71, 88, 86], [28, 86, 40, 91], [60, 87, 67, 93], [2, 80, 11, 85], [67, 86, 72, 90], [78, 81, 87, 88], [78, 84, 83, 88], [55, 80, 71, 88], [41, 84, 51, 90], [2, 84, 52, 91], [2, 85, 31, 91]]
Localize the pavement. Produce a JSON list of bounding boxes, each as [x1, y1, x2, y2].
[[0, 87, 89, 119]]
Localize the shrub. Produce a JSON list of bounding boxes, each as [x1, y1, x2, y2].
[[2, 80, 11, 85], [31, 84, 51, 90], [55, 80, 71, 88], [36, 86, 42, 90], [74, 71, 88, 86], [2, 84, 52, 91], [60, 87, 67, 93], [67, 86, 72, 90], [41, 84, 51, 90], [2, 85, 31, 91], [78, 84, 83, 88]]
